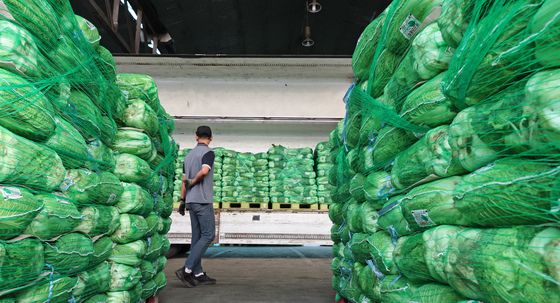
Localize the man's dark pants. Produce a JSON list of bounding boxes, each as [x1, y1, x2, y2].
[[185, 203, 215, 274]]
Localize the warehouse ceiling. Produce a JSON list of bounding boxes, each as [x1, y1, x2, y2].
[[70, 0, 391, 56]]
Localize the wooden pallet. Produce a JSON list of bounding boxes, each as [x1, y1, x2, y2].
[[271, 203, 319, 211], [221, 202, 268, 209], [319, 204, 330, 211], [213, 202, 220, 209]]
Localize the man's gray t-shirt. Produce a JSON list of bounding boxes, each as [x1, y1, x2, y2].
[[184, 144, 214, 204]]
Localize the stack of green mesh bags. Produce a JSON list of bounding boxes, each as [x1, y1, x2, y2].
[[315, 141, 335, 204], [268, 145, 288, 203], [254, 153, 270, 202], [233, 153, 256, 202], [221, 149, 237, 203], [0, 1, 176, 302], [213, 148, 224, 203], [173, 149, 189, 203], [330, 0, 560, 302], [269, 146, 318, 204]]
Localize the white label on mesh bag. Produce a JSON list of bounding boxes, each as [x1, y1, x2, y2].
[[411, 209, 435, 227], [399, 14, 421, 39], [0, 187, 22, 199]]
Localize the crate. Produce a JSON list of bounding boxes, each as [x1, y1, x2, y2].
[[221, 202, 268, 209], [271, 203, 319, 211]]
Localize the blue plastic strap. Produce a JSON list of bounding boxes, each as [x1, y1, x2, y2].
[[388, 226, 399, 246], [366, 259, 385, 281], [45, 264, 55, 303]]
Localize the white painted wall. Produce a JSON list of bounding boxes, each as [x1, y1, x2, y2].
[[115, 56, 352, 152]]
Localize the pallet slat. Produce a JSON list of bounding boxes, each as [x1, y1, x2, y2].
[[222, 202, 268, 209], [271, 203, 319, 211]]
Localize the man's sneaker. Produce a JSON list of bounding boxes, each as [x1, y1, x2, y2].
[[194, 273, 217, 285], [175, 268, 197, 287]]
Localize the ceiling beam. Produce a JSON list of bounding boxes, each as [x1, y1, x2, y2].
[[86, 0, 133, 53]]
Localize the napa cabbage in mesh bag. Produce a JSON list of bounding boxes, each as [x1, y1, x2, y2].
[[155, 256, 167, 273], [84, 294, 108, 303], [369, 231, 397, 275], [114, 153, 154, 184], [454, 159, 559, 227], [72, 261, 110, 301], [0, 186, 42, 240], [0, 238, 44, 293], [352, 11, 387, 80], [437, 0, 476, 48], [44, 117, 89, 169], [111, 214, 148, 244], [378, 275, 417, 303], [60, 169, 123, 206], [63, 90, 104, 141], [349, 173, 366, 202], [530, 0, 560, 67], [345, 200, 363, 233], [1, 0, 63, 46], [109, 262, 141, 291], [109, 240, 146, 267], [0, 69, 56, 141], [14, 276, 77, 303], [75, 15, 100, 48], [363, 171, 394, 209], [442, 0, 543, 109], [349, 233, 371, 263], [401, 177, 464, 230], [95, 46, 117, 82], [106, 283, 142, 303], [358, 264, 380, 301], [117, 73, 160, 111], [91, 236, 114, 266], [394, 233, 433, 283], [145, 212, 162, 237], [0, 126, 66, 191], [116, 182, 153, 216], [377, 196, 413, 237], [154, 270, 167, 292], [24, 194, 81, 240], [86, 139, 116, 171], [113, 129, 156, 160], [369, 49, 402, 98], [122, 99, 159, 136], [0, 19, 40, 77], [44, 233, 94, 275], [411, 283, 466, 302], [140, 261, 157, 283], [361, 202, 379, 234], [145, 232, 165, 261], [141, 280, 157, 301], [391, 126, 466, 189], [370, 126, 417, 169], [99, 114, 117, 146], [74, 205, 120, 236]]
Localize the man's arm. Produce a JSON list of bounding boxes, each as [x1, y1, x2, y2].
[[187, 151, 214, 187]]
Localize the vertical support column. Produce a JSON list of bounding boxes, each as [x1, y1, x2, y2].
[[112, 0, 120, 30], [134, 8, 143, 54]]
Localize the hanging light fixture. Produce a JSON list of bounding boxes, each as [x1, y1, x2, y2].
[[302, 25, 314, 47], [307, 0, 322, 13]]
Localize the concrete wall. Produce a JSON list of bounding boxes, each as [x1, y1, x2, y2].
[[115, 56, 352, 151]]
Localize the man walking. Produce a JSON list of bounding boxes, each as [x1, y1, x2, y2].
[[176, 126, 217, 287]]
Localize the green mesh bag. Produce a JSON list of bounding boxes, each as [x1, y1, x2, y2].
[[345, 200, 363, 233], [106, 284, 142, 303], [140, 261, 157, 283], [145, 212, 162, 237], [437, 0, 476, 48], [0, 125, 66, 192], [114, 154, 154, 184], [349, 233, 372, 263], [0, 19, 40, 77], [393, 233, 433, 283], [155, 256, 167, 273], [44, 232, 94, 275], [62, 90, 104, 141], [530, 0, 560, 67], [0, 186, 43, 240], [411, 283, 466, 302], [115, 182, 153, 216], [401, 177, 464, 230], [160, 218, 172, 234], [14, 276, 78, 303], [154, 271, 166, 293], [91, 236, 113, 266], [86, 140, 116, 171], [145, 232, 164, 261], [111, 214, 148, 244], [72, 261, 110, 301], [368, 231, 397, 275], [117, 73, 160, 112], [363, 171, 394, 209], [122, 99, 159, 136], [74, 205, 120, 236], [328, 203, 345, 225], [44, 117, 89, 169], [357, 264, 380, 301], [378, 275, 417, 303], [377, 196, 413, 237], [109, 240, 146, 267], [113, 129, 156, 161], [352, 10, 387, 81], [0, 238, 44, 294], [108, 262, 141, 292], [24, 194, 81, 240], [140, 279, 157, 301], [83, 294, 108, 303], [360, 202, 379, 234], [349, 173, 366, 203], [74, 15, 100, 48], [60, 169, 123, 206], [0, 69, 56, 141], [95, 46, 117, 82]]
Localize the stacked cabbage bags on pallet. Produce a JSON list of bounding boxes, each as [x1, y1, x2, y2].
[[220, 149, 238, 203], [254, 153, 270, 203], [330, 0, 560, 302], [268, 146, 318, 204], [172, 149, 189, 204], [315, 141, 335, 204], [233, 153, 257, 203], [0, 1, 177, 302]]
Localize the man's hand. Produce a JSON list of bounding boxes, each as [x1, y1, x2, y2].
[[186, 179, 194, 189], [178, 201, 186, 216]]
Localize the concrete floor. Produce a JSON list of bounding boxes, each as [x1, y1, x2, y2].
[[159, 247, 334, 303]]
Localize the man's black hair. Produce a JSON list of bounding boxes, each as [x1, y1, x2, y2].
[[196, 126, 212, 138]]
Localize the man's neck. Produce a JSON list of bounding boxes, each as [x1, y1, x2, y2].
[[197, 140, 210, 145]]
